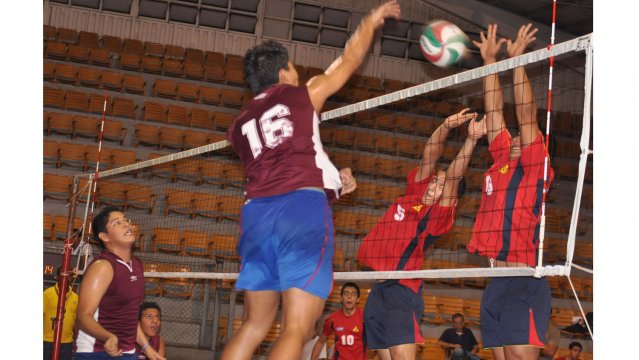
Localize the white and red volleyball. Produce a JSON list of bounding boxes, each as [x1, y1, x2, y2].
[[420, 20, 470, 67]]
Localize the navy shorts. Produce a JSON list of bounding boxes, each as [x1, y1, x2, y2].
[[236, 189, 334, 300], [480, 276, 551, 348], [364, 280, 424, 349]]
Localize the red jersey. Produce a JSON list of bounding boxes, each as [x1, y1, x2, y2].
[[322, 308, 366, 360], [468, 129, 554, 266], [227, 84, 342, 199], [357, 169, 455, 292], [76, 251, 145, 354]]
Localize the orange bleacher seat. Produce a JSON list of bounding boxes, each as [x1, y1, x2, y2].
[[143, 41, 164, 58], [373, 133, 396, 155], [100, 70, 123, 91], [120, 53, 142, 71], [159, 127, 185, 150], [58, 142, 86, 169], [53, 215, 83, 241], [110, 148, 137, 169], [422, 294, 444, 325], [44, 86, 65, 109], [125, 183, 155, 213], [190, 107, 214, 130], [164, 44, 184, 60], [204, 63, 225, 83], [102, 119, 127, 145], [151, 227, 182, 254], [78, 31, 99, 49], [164, 188, 195, 217], [112, 97, 136, 119], [216, 196, 242, 222], [43, 213, 54, 241], [44, 25, 57, 41], [176, 82, 199, 102], [96, 180, 127, 208], [65, 90, 89, 112], [84, 145, 110, 171], [45, 41, 68, 59], [88, 93, 110, 115], [141, 56, 162, 74], [78, 67, 100, 88], [167, 105, 189, 126], [175, 158, 202, 184], [43, 139, 59, 167], [57, 27, 78, 44], [122, 38, 143, 55], [44, 174, 72, 202], [143, 101, 168, 123], [47, 112, 74, 137], [225, 68, 245, 86], [135, 123, 161, 148], [153, 79, 177, 99], [122, 74, 146, 95], [183, 129, 210, 149], [44, 61, 55, 82], [213, 112, 235, 132], [219, 88, 244, 109], [185, 48, 204, 65], [101, 35, 123, 54], [199, 86, 220, 105], [183, 230, 211, 257], [89, 48, 111, 67], [210, 234, 238, 258], [147, 152, 176, 181], [163, 58, 183, 77], [54, 63, 78, 84], [184, 62, 204, 80], [192, 193, 219, 219], [68, 44, 90, 63]]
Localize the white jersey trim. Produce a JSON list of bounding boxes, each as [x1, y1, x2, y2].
[[312, 113, 342, 198]]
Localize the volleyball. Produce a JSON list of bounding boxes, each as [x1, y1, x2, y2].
[[420, 20, 469, 67]]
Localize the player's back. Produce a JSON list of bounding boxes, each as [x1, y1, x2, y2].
[[227, 84, 340, 199]]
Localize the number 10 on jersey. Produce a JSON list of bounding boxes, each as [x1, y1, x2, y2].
[[241, 104, 294, 158]]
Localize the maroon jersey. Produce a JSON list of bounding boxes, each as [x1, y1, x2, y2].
[[76, 251, 145, 354], [135, 335, 161, 359], [322, 308, 366, 360], [357, 170, 455, 292], [468, 129, 554, 266], [226, 84, 342, 199]]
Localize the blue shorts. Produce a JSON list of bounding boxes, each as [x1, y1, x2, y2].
[[236, 189, 334, 299], [480, 276, 551, 348], [364, 280, 424, 349]]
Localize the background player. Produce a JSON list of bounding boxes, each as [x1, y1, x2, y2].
[[358, 109, 486, 360], [136, 302, 165, 359], [310, 282, 366, 360], [468, 23, 555, 360], [222, 2, 401, 360]]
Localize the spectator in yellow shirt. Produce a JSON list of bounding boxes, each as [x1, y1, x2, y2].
[[43, 266, 78, 360]]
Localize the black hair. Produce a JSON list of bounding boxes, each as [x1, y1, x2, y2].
[[91, 206, 122, 249], [452, 312, 464, 321], [244, 40, 290, 94], [341, 282, 360, 298], [139, 301, 162, 320], [568, 341, 583, 351]]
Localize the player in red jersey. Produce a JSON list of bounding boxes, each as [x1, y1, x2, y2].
[[469, 24, 555, 360], [310, 283, 366, 360], [358, 109, 486, 360], [75, 207, 164, 360], [222, 2, 401, 360]]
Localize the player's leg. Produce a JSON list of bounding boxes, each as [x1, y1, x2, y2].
[[388, 343, 417, 360], [268, 288, 325, 360], [492, 347, 506, 360], [220, 290, 280, 360], [503, 345, 540, 360], [375, 348, 392, 360]]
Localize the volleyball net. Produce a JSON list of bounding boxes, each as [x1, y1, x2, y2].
[[68, 34, 592, 291]]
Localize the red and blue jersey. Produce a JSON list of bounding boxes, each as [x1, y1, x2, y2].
[[322, 308, 366, 360], [76, 250, 145, 354], [227, 84, 342, 200], [357, 168, 455, 292], [468, 129, 554, 266]]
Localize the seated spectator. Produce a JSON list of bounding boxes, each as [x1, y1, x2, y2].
[[135, 302, 166, 359], [437, 313, 480, 360], [555, 341, 583, 360]]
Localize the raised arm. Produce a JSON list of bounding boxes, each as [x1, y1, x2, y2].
[[415, 108, 476, 183], [439, 117, 486, 207], [473, 24, 507, 144], [76, 261, 122, 357], [305, 0, 400, 113], [508, 23, 539, 147]]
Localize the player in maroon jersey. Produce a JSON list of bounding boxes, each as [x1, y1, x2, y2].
[[469, 24, 555, 360], [310, 283, 366, 360], [75, 207, 164, 360], [222, 2, 401, 360], [358, 110, 486, 360]]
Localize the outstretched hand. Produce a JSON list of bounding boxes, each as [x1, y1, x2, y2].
[[368, 0, 401, 29], [444, 108, 478, 129], [507, 23, 538, 58], [339, 168, 357, 196], [468, 115, 487, 140], [472, 24, 507, 64]]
